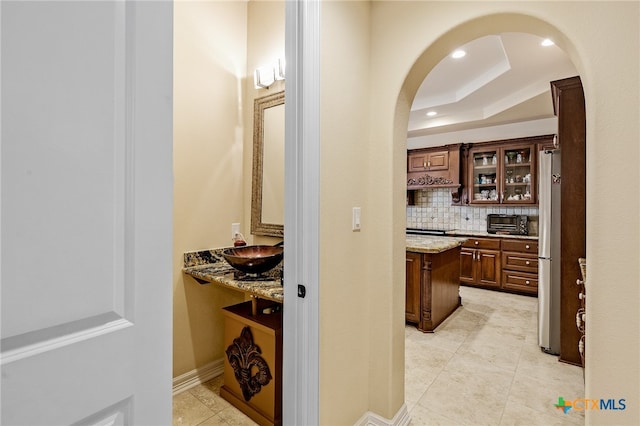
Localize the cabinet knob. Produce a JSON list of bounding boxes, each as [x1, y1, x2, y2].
[[579, 292, 585, 300], [423, 160, 427, 169], [525, 244, 530, 249], [576, 278, 584, 286], [474, 241, 479, 245], [525, 280, 530, 285], [427, 161, 431, 168], [525, 261, 530, 265]]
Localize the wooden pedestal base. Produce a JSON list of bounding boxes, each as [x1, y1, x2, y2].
[[221, 300, 282, 426]]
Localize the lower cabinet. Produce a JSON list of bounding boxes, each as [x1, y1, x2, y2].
[[405, 247, 462, 332], [459, 238, 501, 289], [501, 239, 538, 295], [459, 237, 538, 296]]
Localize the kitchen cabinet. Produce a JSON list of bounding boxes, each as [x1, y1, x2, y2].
[[459, 236, 539, 296], [405, 247, 462, 332], [459, 238, 501, 289], [407, 144, 462, 192], [408, 149, 449, 173], [501, 239, 538, 295], [552, 76, 586, 367], [468, 140, 538, 205]]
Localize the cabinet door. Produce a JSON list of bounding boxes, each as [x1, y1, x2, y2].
[[468, 147, 500, 204], [502, 144, 536, 204], [408, 150, 449, 172], [408, 152, 429, 173], [405, 252, 422, 323], [426, 151, 449, 171], [459, 248, 477, 285], [477, 249, 501, 288]]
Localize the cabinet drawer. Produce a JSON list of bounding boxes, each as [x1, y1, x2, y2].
[[501, 239, 538, 254], [462, 238, 500, 250], [502, 271, 538, 294], [503, 253, 538, 272]]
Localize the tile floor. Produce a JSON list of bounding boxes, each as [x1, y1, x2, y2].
[[405, 286, 585, 426], [173, 286, 585, 426]]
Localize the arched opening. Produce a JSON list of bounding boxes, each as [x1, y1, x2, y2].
[[395, 14, 587, 424]]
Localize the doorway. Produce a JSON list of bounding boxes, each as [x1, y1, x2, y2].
[[398, 17, 587, 425]]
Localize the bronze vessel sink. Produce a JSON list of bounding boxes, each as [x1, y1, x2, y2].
[[221, 245, 283, 275]]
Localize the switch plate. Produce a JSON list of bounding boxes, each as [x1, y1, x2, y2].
[[231, 223, 240, 239], [352, 207, 361, 231]]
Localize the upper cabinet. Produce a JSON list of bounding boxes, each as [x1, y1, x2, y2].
[[466, 135, 553, 206], [408, 149, 449, 173], [407, 144, 462, 190], [407, 135, 553, 206]]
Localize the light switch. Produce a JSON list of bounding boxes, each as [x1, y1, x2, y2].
[[352, 207, 361, 231]]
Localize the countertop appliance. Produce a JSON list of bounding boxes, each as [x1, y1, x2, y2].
[[538, 149, 561, 355], [486, 214, 528, 235]]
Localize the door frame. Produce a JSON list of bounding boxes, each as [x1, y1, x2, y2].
[[282, 1, 320, 424]]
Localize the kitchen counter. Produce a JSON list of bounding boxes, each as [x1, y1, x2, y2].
[[183, 249, 283, 303], [447, 230, 539, 241], [406, 234, 468, 254]]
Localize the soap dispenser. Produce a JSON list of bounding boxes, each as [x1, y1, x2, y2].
[[233, 232, 247, 247]]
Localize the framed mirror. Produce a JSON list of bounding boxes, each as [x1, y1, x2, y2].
[[251, 90, 285, 237]]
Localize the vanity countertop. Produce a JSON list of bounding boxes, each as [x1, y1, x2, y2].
[[406, 234, 468, 254], [183, 249, 283, 303]]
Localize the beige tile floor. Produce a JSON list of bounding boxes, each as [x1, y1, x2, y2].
[[173, 375, 258, 426], [406, 286, 585, 426], [173, 286, 584, 426]]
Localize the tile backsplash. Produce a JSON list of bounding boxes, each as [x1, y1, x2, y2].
[[407, 188, 539, 234]]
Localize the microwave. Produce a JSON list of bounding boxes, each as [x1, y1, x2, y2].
[[487, 214, 528, 235]]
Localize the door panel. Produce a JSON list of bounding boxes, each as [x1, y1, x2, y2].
[[1, 2, 173, 424], [478, 250, 500, 287], [459, 249, 476, 284]]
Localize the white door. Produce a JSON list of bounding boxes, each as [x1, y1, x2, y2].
[[1, 2, 173, 425]]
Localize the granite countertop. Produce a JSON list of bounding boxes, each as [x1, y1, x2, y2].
[[406, 234, 468, 254], [183, 249, 283, 303], [446, 230, 539, 241]]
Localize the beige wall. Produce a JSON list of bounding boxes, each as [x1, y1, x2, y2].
[[244, 0, 285, 246], [319, 2, 374, 424], [173, 0, 284, 379], [318, 1, 639, 424], [173, 1, 248, 377]]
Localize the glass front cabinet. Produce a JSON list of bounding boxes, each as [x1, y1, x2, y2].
[[468, 142, 536, 205]]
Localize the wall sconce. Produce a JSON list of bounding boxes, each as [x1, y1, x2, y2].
[[254, 58, 285, 89]]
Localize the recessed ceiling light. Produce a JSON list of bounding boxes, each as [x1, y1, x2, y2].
[[451, 49, 466, 59], [426, 111, 437, 117], [541, 38, 555, 47]]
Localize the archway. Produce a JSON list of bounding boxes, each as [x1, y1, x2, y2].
[[394, 12, 587, 423]]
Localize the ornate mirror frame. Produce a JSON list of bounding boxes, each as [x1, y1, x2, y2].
[[251, 90, 285, 237]]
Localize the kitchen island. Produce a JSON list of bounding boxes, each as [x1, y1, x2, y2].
[[406, 235, 468, 332]]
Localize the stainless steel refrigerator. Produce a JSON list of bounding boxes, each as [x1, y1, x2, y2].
[[538, 149, 561, 355]]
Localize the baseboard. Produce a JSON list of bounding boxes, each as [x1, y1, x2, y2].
[[172, 358, 224, 396], [354, 404, 410, 426]]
